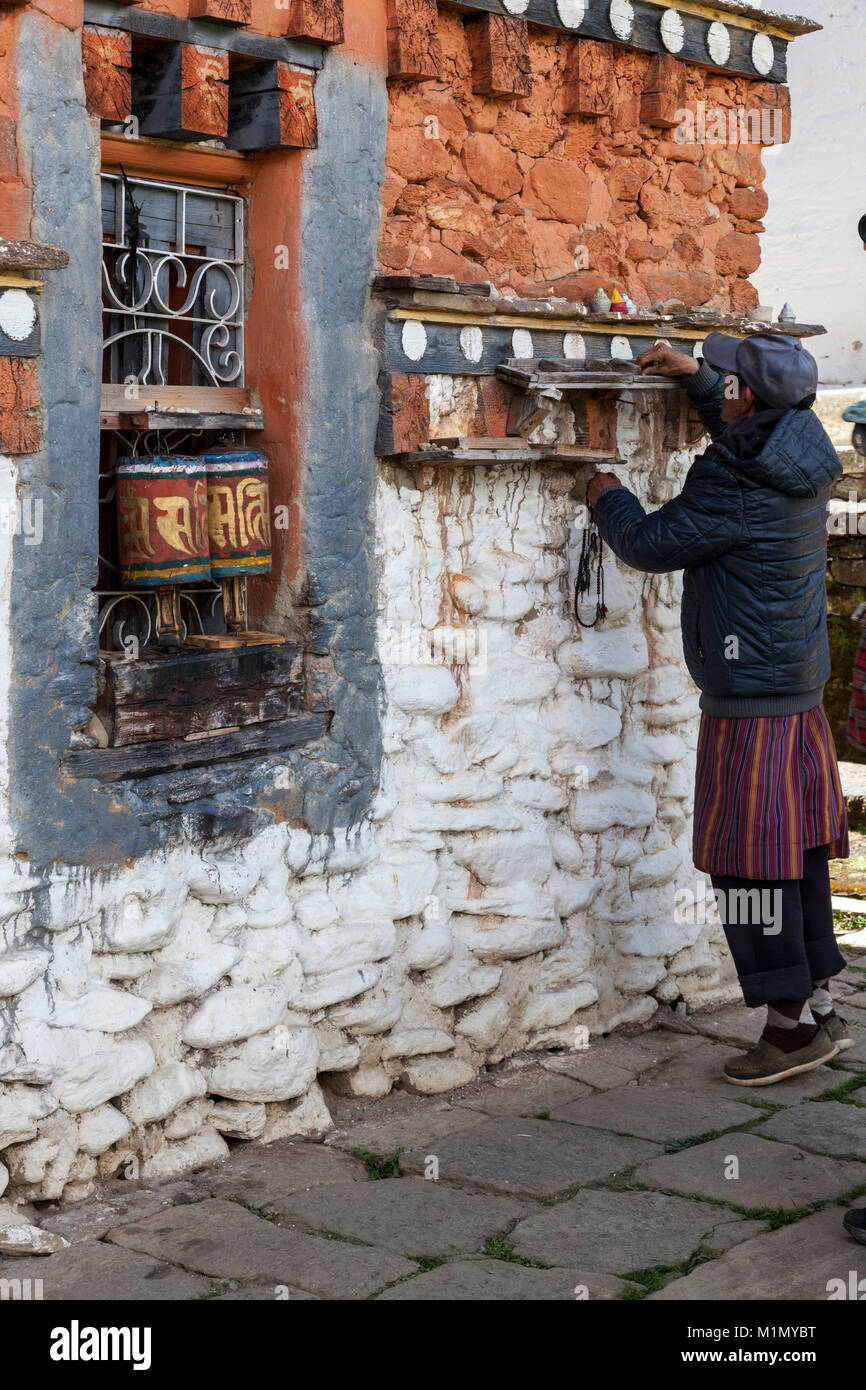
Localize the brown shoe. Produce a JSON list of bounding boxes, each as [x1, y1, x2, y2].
[[820, 1012, 854, 1053], [723, 1025, 838, 1086]]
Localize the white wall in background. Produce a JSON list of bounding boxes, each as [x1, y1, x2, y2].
[[756, 0, 866, 385]]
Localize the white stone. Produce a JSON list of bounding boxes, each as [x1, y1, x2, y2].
[[51, 986, 151, 1033], [633, 664, 686, 704], [0, 1222, 69, 1256], [459, 915, 565, 961], [523, 983, 597, 1031], [550, 831, 584, 874], [560, 630, 648, 680], [138, 946, 240, 1008], [0, 950, 50, 998], [140, 1130, 229, 1182], [391, 666, 459, 715], [164, 1103, 207, 1141], [289, 963, 381, 1012], [0, 1085, 58, 1148], [53, 1037, 155, 1114], [329, 989, 403, 1036], [629, 848, 683, 889], [381, 1028, 455, 1060], [427, 965, 501, 1008], [203, 1027, 319, 1103], [122, 1064, 207, 1127], [76, 1105, 131, 1156], [0, 1162, 8, 1197], [407, 918, 453, 971], [569, 788, 656, 833], [471, 659, 559, 708], [455, 831, 553, 887], [296, 922, 395, 976], [296, 892, 339, 932], [182, 984, 288, 1049], [209, 1100, 267, 1140], [401, 1057, 476, 1094], [616, 919, 702, 957], [455, 997, 510, 1049], [614, 957, 667, 994]]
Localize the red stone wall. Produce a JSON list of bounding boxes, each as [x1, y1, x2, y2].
[[380, 12, 785, 314]]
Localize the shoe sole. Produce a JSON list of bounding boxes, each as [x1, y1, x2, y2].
[[843, 1223, 866, 1245], [724, 1043, 839, 1086], [833, 1037, 854, 1053]]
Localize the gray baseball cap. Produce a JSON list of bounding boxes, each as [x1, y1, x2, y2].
[[701, 332, 818, 409]]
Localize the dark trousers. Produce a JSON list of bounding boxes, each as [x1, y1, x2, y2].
[[710, 845, 846, 1008]]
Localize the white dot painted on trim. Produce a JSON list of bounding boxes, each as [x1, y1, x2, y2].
[[512, 329, 534, 360], [460, 325, 483, 363], [0, 289, 36, 342], [563, 332, 586, 360], [609, 0, 634, 42], [692, 337, 706, 358], [502, 0, 530, 13], [707, 21, 731, 66], [751, 32, 775, 76], [659, 8, 685, 54], [555, 0, 586, 29], [653, 338, 672, 350], [401, 319, 427, 362], [610, 335, 633, 360]]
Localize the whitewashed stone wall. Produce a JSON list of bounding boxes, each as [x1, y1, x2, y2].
[[0, 399, 738, 1205]]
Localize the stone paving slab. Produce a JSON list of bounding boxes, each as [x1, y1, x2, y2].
[[216, 1284, 319, 1300], [398, 1117, 661, 1198], [269, 1177, 526, 1257], [106, 1197, 415, 1300], [688, 1005, 765, 1047], [549, 1087, 758, 1145], [509, 1188, 754, 1275], [188, 1139, 369, 1205], [37, 1189, 179, 1246], [375, 1259, 636, 1301], [831, 1020, 866, 1070], [638, 1037, 842, 1105], [0, 1240, 213, 1300], [754, 1100, 866, 1160], [541, 1033, 695, 1090], [326, 1105, 485, 1163], [650, 1205, 866, 1300], [631, 1132, 866, 1211], [455, 1073, 592, 1117]]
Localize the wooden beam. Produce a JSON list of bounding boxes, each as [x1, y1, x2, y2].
[[465, 13, 531, 100], [189, 0, 251, 24], [100, 130, 252, 187], [82, 24, 132, 122], [63, 712, 329, 781], [283, 0, 344, 46], [563, 38, 614, 118], [640, 53, 687, 129], [132, 41, 229, 140], [386, 0, 441, 82], [227, 61, 317, 151], [0, 358, 41, 455]]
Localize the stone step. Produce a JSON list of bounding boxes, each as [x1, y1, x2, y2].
[[839, 760, 866, 819]]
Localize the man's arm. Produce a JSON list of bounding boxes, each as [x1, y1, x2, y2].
[[635, 342, 726, 441], [591, 458, 744, 574]]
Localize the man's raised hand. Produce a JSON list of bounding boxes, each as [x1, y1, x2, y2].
[[636, 343, 700, 378]]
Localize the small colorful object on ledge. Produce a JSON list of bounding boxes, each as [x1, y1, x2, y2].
[[589, 287, 611, 313], [609, 288, 628, 316], [115, 455, 210, 644], [192, 446, 284, 648]]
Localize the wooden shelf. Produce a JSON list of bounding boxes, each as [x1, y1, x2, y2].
[[497, 359, 681, 393], [383, 443, 616, 467], [100, 385, 264, 432]]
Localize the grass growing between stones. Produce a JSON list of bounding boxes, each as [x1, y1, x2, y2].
[[619, 1248, 721, 1300], [350, 1147, 404, 1180], [481, 1233, 550, 1269], [411, 1254, 449, 1271], [813, 1071, 866, 1104]]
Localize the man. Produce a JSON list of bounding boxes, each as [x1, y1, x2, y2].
[[587, 332, 851, 1086]]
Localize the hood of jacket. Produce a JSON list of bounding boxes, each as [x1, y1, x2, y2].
[[711, 406, 842, 498]]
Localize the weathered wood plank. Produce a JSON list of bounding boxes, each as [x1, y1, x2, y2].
[[227, 61, 317, 150], [64, 712, 329, 781], [386, 0, 441, 81], [0, 358, 41, 454], [465, 12, 531, 99], [562, 38, 614, 118], [82, 25, 132, 122], [189, 0, 251, 24], [283, 0, 344, 46], [640, 53, 687, 129], [132, 41, 229, 140], [376, 373, 430, 456], [84, 0, 326, 68]]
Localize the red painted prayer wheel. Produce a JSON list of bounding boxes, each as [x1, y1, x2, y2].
[[116, 456, 210, 587], [200, 448, 272, 579]]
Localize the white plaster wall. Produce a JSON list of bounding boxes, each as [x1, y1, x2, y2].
[[755, 0, 866, 385], [0, 401, 737, 1204]]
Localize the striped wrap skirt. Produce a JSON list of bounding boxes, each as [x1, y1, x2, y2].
[[692, 705, 849, 881]]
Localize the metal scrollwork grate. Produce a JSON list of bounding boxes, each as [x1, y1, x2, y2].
[[101, 172, 245, 389]]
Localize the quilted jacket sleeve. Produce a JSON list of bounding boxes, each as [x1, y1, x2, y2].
[[592, 457, 745, 574], [684, 360, 726, 441]]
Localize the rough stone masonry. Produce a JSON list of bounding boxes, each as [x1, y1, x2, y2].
[[0, 0, 819, 1205]]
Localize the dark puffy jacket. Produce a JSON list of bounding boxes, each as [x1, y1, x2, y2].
[[593, 363, 842, 717]]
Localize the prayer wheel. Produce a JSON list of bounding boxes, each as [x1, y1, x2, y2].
[[201, 448, 272, 636], [115, 455, 210, 643]]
